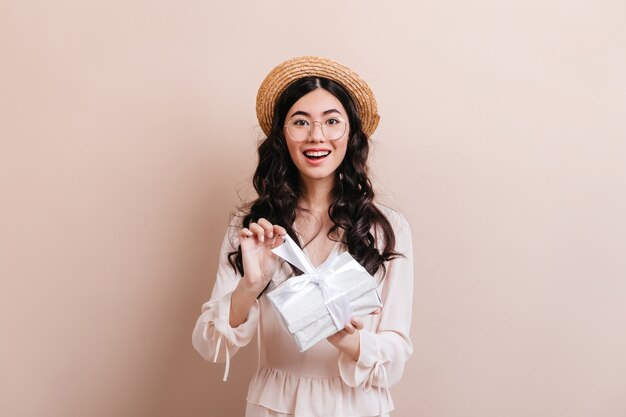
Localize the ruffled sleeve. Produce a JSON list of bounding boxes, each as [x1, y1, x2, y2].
[[338, 208, 414, 390], [191, 216, 259, 380]]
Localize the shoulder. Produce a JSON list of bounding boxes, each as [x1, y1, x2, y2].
[[370, 202, 412, 254], [374, 202, 411, 233], [228, 209, 247, 227], [221, 209, 248, 251]]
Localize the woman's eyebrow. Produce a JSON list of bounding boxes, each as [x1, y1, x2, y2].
[[289, 109, 342, 118], [290, 110, 311, 117]]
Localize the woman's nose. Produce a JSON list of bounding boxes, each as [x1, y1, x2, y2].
[[309, 121, 326, 141]]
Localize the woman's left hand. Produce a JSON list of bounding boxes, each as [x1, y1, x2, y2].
[[326, 309, 380, 360]]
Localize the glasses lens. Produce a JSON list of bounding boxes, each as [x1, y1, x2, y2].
[[286, 121, 310, 141], [322, 118, 347, 140]]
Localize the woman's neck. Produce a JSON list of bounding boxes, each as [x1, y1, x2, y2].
[[298, 175, 334, 212]]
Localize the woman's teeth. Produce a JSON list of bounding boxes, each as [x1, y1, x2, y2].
[[304, 151, 331, 159]]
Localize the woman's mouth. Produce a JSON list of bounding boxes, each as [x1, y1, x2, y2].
[[303, 150, 331, 160]]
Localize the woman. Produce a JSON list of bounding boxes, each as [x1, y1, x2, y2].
[[192, 56, 414, 417]]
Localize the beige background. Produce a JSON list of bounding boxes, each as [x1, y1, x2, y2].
[[1, 1, 625, 416]]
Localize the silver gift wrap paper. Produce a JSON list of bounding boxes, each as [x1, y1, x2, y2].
[[267, 246, 383, 352]]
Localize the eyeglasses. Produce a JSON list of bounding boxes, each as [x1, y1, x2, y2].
[[283, 117, 349, 142]]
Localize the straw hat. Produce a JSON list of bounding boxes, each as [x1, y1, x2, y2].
[[256, 56, 380, 138]]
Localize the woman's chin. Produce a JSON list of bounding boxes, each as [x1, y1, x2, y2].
[[298, 170, 336, 183]]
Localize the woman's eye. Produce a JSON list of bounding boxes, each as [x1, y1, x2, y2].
[[291, 119, 309, 127], [326, 118, 341, 125]]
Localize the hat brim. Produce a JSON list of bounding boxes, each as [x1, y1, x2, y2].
[[256, 56, 380, 138]]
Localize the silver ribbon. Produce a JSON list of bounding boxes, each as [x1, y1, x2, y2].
[[271, 234, 353, 330]]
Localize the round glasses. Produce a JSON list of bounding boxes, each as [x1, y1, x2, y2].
[[284, 117, 349, 142]]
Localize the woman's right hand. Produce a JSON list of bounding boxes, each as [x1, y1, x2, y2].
[[237, 218, 287, 297]]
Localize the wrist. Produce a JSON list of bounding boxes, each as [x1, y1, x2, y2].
[[328, 330, 361, 361], [229, 281, 260, 328], [236, 276, 265, 298]]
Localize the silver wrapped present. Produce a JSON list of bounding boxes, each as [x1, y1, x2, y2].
[[267, 234, 382, 352]]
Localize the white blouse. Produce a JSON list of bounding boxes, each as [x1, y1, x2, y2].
[[192, 205, 414, 417]]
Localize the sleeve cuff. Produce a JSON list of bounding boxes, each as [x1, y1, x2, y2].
[[337, 329, 382, 387], [201, 292, 259, 348], [192, 291, 259, 364]]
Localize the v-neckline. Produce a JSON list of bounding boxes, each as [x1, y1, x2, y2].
[[301, 239, 341, 270]]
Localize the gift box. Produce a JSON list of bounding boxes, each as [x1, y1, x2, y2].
[[267, 234, 382, 352]]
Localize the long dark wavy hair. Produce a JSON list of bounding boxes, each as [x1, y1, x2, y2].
[[228, 76, 401, 280]]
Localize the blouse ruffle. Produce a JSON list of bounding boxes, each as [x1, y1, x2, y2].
[[247, 366, 393, 417]]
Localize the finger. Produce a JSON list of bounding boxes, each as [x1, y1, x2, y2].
[[257, 218, 275, 239], [248, 222, 265, 242], [239, 228, 254, 239], [351, 317, 364, 330], [370, 308, 381, 315], [272, 233, 285, 249], [344, 322, 355, 334], [271, 225, 287, 248], [273, 225, 287, 237]]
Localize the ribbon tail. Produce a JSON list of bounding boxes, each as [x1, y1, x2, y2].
[[212, 335, 231, 382], [375, 362, 391, 417], [319, 283, 352, 330], [222, 344, 230, 382], [271, 234, 316, 274], [213, 335, 221, 363], [252, 300, 261, 388]]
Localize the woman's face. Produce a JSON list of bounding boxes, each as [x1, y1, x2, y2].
[[283, 88, 349, 183]]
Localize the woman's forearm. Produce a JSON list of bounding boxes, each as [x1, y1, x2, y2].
[[229, 280, 259, 327]]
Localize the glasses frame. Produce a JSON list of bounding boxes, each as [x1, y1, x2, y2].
[[283, 118, 350, 142]]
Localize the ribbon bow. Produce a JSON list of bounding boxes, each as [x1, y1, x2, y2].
[[271, 234, 353, 331]]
